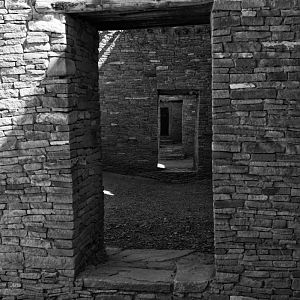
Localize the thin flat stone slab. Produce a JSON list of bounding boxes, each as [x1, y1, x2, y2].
[[109, 249, 194, 262], [106, 247, 123, 256], [174, 253, 214, 293], [107, 249, 195, 270], [79, 249, 214, 295], [82, 266, 173, 292]]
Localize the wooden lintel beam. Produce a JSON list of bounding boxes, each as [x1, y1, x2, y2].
[[81, 4, 212, 29], [35, 0, 213, 14]]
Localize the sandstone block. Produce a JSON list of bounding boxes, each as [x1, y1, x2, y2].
[[0, 44, 23, 54], [216, 272, 239, 283], [292, 279, 300, 290], [28, 15, 65, 33], [47, 57, 76, 77], [214, 15, 241, 29], [25, 255, 74, 270], [214, 59, 234, 68], [0, 66, 25, 75], [26, 32, 49, 43], [0, 23, 26, 33], [12, 114, 33, 125], [230, 83, 255, 90], [20, 238, 51, 249], [18, 140, 49, 149], [213, 142, 241, 152], [230, 296, 257, 300], [46, 84, 69, 94], [214, 0, 241, 11], [5, 0, 31, 9], [213, 90, 230, 99], [0, 253, 24, 269], [243, 142, 284, 153], [36, 113, 69, 125], [234, 31, 271, 41], [213, 165, 248, 174], [242, 0, 266, 8], [241, 16, 264, 26], [20, 87, 45, 97], [0, 137, 17, 151], [48, 229, 73, 239], [231, 89, 276, 99], [24, 43, 50, 52], [265, 279, 291, 289]]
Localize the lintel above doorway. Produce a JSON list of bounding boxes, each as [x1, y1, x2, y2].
[[34, 0, 213, 29]]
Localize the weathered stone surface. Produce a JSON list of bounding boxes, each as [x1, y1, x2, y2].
[[0, 253, 24, 269], [25, 255, 74, 269], [36, 113, 69, 125], [174, 253, 214, 293], [47, 57, 76, 77], [28, 15, 65, 33], [80, 248, 214, 294], [213, 0, 299, 297], [83, 267, 173, 292]]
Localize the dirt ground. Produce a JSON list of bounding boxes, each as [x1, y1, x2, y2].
[[103, 172, 214, 253]]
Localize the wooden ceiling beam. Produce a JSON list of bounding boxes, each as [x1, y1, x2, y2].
[[80, 4, 212, 29], [35, 0, 213, 14], [35, 0, 212, 29]]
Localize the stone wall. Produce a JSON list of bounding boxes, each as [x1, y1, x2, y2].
[[99, 26, 212, 172], [0, 0, 300, 298], [182, 95, 198, 157], [212, 0, 300, 298], [66, 16, 104, 274], [0, 1, 103, 298]]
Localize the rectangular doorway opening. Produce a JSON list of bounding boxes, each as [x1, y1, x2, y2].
[[158, 93, 199, 172], [84, 20, 213, 296], [160, 107, 170, 137]]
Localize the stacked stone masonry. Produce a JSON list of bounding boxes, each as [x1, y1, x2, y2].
[[0, 0, 104, 298], [212, 0, 300, 299], [99, 26, 212, 172], [0, 0, 299, 299]]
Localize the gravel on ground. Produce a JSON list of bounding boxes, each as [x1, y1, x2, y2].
[[104, 172, 214, 253]]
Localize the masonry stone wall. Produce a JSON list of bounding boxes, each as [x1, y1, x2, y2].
[[99, 26, 212, 172], [182, 95, 198, 157], [212, 0, 300, 298], [0, 1, 103, 298], [0, 0, 300, 299]]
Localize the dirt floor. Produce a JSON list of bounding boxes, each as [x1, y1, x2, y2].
[[103, 172, 214, 253]]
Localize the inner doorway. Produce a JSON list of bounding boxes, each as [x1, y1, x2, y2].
[[160, 107, 170, 136], [158, 93, 198, 171]]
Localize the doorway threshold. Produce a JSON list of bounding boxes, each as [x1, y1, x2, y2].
[[77, 248, 214, 299]]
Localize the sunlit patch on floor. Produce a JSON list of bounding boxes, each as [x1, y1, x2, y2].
[[104, 190, 114, 196], [157, 163, 166, 169]]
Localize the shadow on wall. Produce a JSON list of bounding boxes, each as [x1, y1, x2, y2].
[[0, 13, 114, 283]]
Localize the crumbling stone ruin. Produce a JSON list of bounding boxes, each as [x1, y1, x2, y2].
[[0, 0, 299, 299]]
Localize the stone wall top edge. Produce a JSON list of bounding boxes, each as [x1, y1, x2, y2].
[[213, 0, 300, 11]]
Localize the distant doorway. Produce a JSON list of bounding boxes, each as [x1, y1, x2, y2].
[[158, 93, 199, 171], [160, 107, 169, 136]]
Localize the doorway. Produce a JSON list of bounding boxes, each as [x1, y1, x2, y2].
[[158, 93, 199, 171], [160, 107, 170, 137], [97, 19, 213, 296]]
